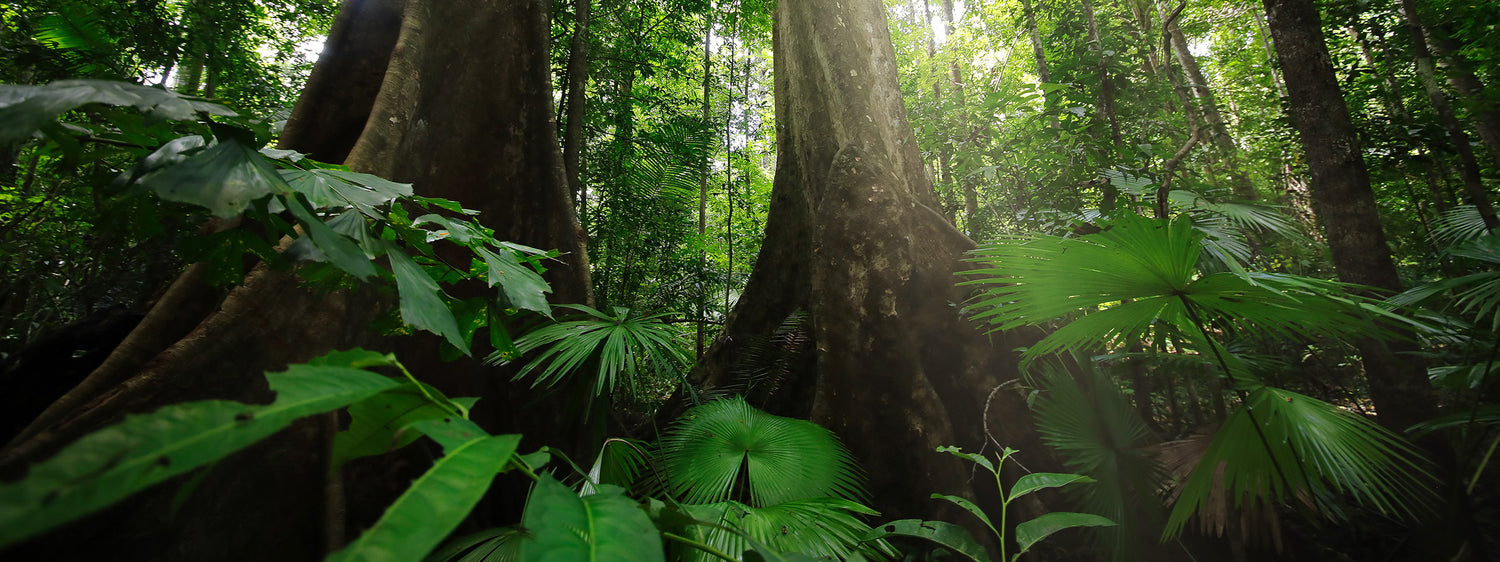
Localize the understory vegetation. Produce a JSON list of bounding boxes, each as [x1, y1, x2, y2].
[[1, 0, 1498, 561]]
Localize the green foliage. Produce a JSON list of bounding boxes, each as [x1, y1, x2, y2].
[[330, 381, 481, 471], [517, 474, 666, 562], [0, 79, 554, 356], [0, 351, 401, 549], [1392, 233, 1500, 331], [862, 519, 990, 562], [905, 445, 1116, 562], [1031, 361, 1164, 560], [486, 304, 690, 400], [0, 79, 235, 143], [962, 212, 1413, 369], [1163, 387, 1436, 539], [661, 396, 864, 507], [329, 428, 523, 562], [964, 210, 1437, 546], [678, 497, 893, 561]]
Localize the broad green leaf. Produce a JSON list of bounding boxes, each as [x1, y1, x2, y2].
[[0, 79, 234, 144], [1007, 473, 1094, 503], [516, 475, 665, 562], [930, 493, 997, 539], [1013, 512, 1116, 555], [1163, 386, 1434, 540], [286, 196, 379, 279], [476, 247, 552, 316], [414, 214, 485, 245], [137, 139, 288, 218], [306, 348, 399, 370], [387, 247, 468, 353], [282, 168, 411, 211], [331, 383, 480, 470], [328, 433, 521, 562], [0, 364, 398, 549], [423, 527, 522, 562], [861, 519, 990, 562], [406, 417, 491, 451], [936, 445, 996, 474], [328, 211, 382, 259]]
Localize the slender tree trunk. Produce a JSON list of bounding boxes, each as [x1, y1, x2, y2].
[[1397, 0, 1498, 232], [562, 0, 593, 207], [1082, 0, 1123, 211], [1251, 8, 1289, 99], [1021, 0, 1059, 133], [687, 0, 1056, 548], [697, 12, 712, 359], [1261, 0, 1435, 435], [1421, 13, 1500, 173], [1021, 0, 1052, 85]]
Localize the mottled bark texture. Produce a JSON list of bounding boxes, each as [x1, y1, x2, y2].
[[1261, 0, 1435, 434], [0, 0, 591, 559], [690, 0, 1054, 541]]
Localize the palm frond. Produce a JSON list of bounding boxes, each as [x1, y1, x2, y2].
[[662, 397, 864, 507], [34, 5, 121, 77], [1163, 387, 1436, 540], [964, 212, 1409, 368], [679, 498, 895, 561], [483, 304, 691, 399], [1432, 205, 1490, 244], [1033, 361, 1165, 561], [424, 528, 521, 562], [1389, 234, 1500, 331]]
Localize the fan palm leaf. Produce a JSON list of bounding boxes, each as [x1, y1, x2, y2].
[[661, 397, 864, 507], [1162, 387, 1435, 540], [1391, 233, 1500, 331], [962, 212, 1415, 368], [1032, 361, 1165, 561], [678, 498, 896, 561], [1432, 205, 1490, 243], [483, 304, 691, 399]]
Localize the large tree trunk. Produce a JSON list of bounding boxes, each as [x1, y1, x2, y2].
[[689, 0, 1055, 546], [0, 0, 590, 558], [279, 0, 406, 164], [1261, 0, 1435, 435]]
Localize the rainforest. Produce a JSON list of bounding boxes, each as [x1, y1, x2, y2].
[[0, 0, 1496, 560]]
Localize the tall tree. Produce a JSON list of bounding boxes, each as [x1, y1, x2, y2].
[[1397, 0, 1498, 231], [561, 0, 594, 206], [1260, 0, 1435, 435], [689, 0, 1053, 533]]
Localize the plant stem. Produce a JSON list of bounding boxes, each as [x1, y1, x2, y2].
[[997, 449, 1011, 562], [1469, 432, 1499, 495], [1177, 294, 1316, 510]]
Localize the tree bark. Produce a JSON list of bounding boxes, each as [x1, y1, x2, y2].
[[561, 0, 593, 205], [688, 0, 1055, 546], [1, 0, 592, 558], [1261, 0, 1435, 435], [279, 0, 406, 164]]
